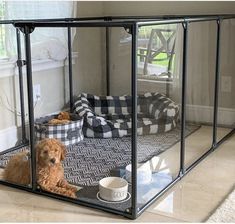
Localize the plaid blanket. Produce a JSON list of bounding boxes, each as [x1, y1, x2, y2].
[[73, 92, 179, 138]]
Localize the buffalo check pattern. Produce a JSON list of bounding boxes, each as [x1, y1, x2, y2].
[[73, 92, 179, 138], [35, 114, 84, 146]]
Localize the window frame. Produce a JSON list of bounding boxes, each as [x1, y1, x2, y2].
[[0, 1, 7, 59]]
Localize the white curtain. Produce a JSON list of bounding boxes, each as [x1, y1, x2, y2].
[[173, 22, 215, 101], [188, 22, 216, 106], [218, 19, 235, 128], [173, 21, 217, 122], [4, 1, 77, 60]]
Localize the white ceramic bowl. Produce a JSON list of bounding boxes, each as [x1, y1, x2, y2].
[[99, 177, 128, 202], [125, 162, 152, 185]]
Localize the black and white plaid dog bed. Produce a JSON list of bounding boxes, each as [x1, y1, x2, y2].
[[73, 92, 179, 138], [35, 113, 84, 146]]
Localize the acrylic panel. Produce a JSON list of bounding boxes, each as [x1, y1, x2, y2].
[[217, 19, 235, 141], [136, 23, 181, 210], [183, 21, 217, 169]]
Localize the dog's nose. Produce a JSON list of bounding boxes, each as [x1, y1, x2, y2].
[[50, 158, 56, 164]]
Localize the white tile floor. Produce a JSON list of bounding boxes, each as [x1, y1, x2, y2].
[[0, 126, 234, 222]]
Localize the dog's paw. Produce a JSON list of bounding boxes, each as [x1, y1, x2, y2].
[[69, 185, 79, 193], [67, 191, 77, 199]]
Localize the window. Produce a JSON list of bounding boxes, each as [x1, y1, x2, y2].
[[137, 25, 176, 80], [119, 24, 177, 81], [0, 1, 76, 61]]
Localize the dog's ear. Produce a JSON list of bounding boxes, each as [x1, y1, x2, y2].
[[35, 141, 42, 164], [58, 141, 66, 161]]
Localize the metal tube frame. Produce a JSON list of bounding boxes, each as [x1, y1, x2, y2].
[[0, 15, 234, 220], [131, 23, 138, 218], [23, 25, 37, 191], [212, 19, 222, 146], [67, 26, 74, 112], [16, 28, 27, 144], [105, 27, 110, 95], [179, 21, 189, 176]]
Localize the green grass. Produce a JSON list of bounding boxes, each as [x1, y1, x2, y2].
[[138, 50, 175, 68], [152, 52, 170, 67]]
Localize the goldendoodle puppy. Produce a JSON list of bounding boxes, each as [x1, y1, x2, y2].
[[3, 138, 78, 199], [48, 119, 70, 125], [48, 112, 71, 125], [3, 151, 30, 186]]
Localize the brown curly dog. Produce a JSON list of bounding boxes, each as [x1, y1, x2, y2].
[[3, 151, 30, 186], [48, 112, 71, 125], [3, 138, 78, 199]]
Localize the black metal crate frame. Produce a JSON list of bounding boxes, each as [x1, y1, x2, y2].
[[0, 15, 234, 219]]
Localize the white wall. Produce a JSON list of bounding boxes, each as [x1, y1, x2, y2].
[[103, 1, 235, 16], [73, 1, 106, 96], [0, 66, 66, 151], [0, 76, 16, 130], [102, 1, 235, 127], [103, 1, 235, 109], [73, 1, 235, 102]]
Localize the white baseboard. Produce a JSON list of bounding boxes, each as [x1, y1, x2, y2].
[[0, 126, 18, 152], [186, 104, 235, 126]]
